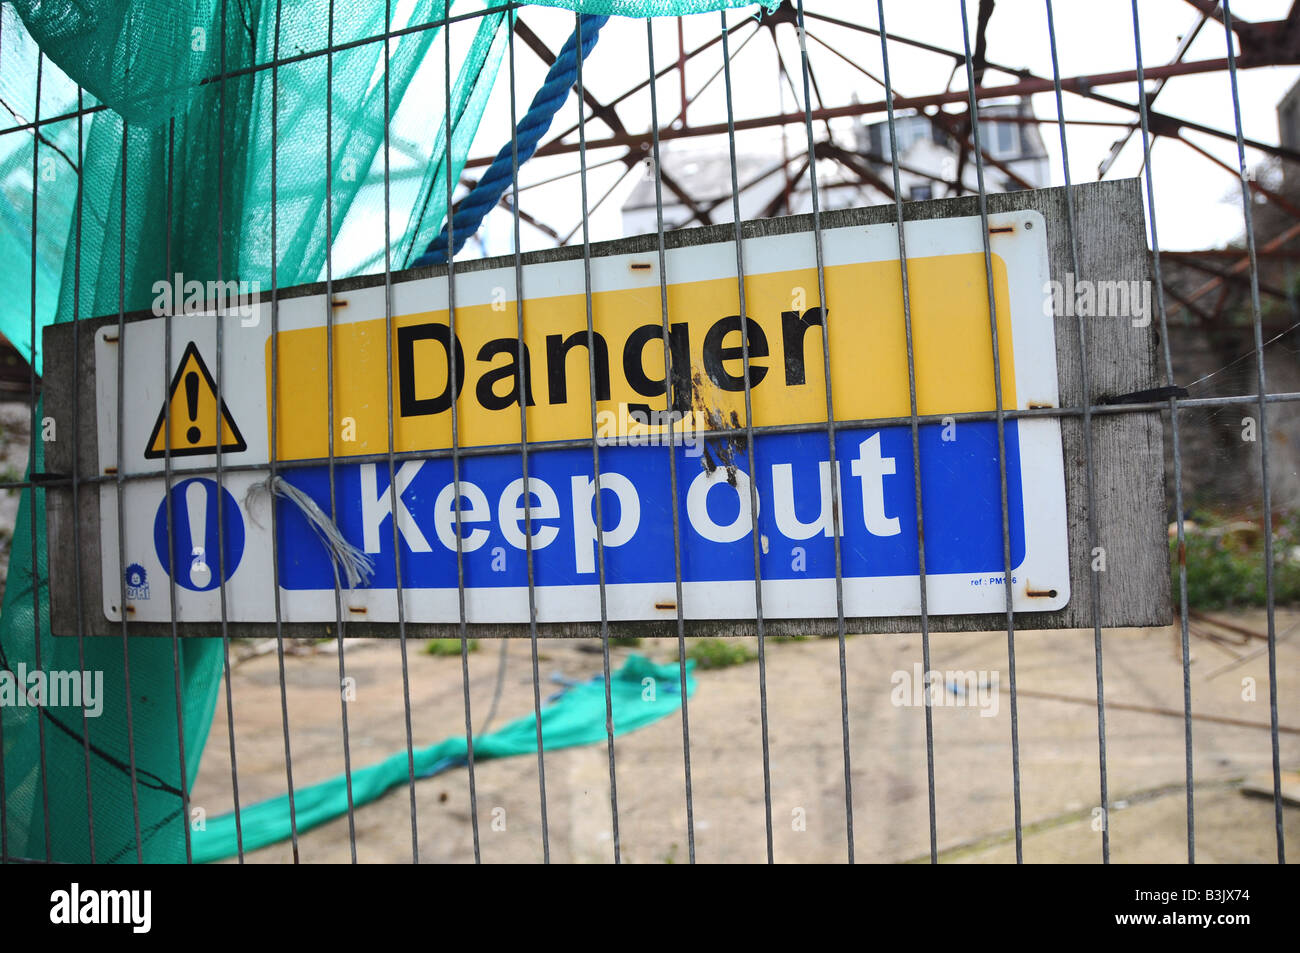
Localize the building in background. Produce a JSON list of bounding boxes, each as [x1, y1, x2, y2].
[[858, 98, 1049, 201], [622, 96, 1049, 235], [1280, 75, 1300, 188]]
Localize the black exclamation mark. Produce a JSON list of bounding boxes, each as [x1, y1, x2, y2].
[[185, 371, 201, 445]]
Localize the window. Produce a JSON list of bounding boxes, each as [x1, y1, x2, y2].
[[984, 119, 1019, 157]]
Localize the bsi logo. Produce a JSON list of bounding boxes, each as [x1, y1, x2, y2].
[[50, 883, 151, 934], [125, 562, 150, 600]]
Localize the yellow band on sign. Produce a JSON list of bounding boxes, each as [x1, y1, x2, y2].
[[267, 252, 1014, 460]]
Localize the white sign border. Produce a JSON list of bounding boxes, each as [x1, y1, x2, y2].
[[96, 210, 1069, 624]]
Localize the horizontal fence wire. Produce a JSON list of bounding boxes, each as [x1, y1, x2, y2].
[[3, 393, 1297, 495]]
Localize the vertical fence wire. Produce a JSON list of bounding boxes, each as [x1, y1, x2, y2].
[[573, 11, 623, 864], [376, 0, 423, 865], [645, 16, 697, 865], [213, 0, 246, 864], [325, 0, 363, 865], [114, 114, 145, 867], [957, 0, 1026, 863], [328, 13, 362, 868], [504, 10, 553, 864], [267, 0, 303, 864], [70, 82, 98, 864], [1128, 0, 1198, 867], [27, 51, 52, 863], [1219, 0, 1285, 865], [873, 0, 939, 864], [0, 7, 7, 863], [1042, 0, 1130, 865], [160, 115, 196, 865], [792, 0, 855, 863], [444, 8, 485, 864], [719, 7, 776, 864]]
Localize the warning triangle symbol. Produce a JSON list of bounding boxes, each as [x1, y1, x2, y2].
[[144, 342, 247, 459]]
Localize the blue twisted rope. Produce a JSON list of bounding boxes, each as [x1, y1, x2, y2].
[[412, 13, 610, 267]]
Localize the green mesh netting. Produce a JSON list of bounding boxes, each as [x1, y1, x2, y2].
[[0, 0, 770, 863], [193, 655, 696, 863]]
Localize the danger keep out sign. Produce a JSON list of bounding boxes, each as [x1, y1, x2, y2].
[[96, 211, 1068, 625]]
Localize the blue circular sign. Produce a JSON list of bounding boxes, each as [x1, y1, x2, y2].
[[153, 478, 245, 591]]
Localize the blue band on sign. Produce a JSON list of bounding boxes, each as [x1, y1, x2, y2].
[[274, 421, 1025, 591]]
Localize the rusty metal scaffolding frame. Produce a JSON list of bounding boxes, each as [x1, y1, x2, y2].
[[468, 0, 1300, 330]]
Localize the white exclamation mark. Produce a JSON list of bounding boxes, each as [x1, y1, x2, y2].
[[187, 481, 211, 588]]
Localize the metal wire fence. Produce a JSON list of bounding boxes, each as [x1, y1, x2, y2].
[[0, 0, 1295, 864]]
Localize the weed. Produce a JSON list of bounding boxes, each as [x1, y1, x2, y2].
[[1173, 510, 1300, 609], [679, 638, 756, 670], [425, 637, 479, 656]]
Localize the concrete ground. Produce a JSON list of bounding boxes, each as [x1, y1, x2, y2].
[[192, 611, 1299, 863]]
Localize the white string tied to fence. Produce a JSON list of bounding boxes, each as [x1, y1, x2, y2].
[[245, 476, 375, 589]]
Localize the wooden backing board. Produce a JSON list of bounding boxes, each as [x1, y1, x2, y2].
[[43, 178, 1171, 638]]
